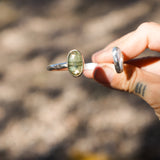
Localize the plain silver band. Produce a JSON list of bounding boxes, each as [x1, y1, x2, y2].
[[112, 47, 124, 73]]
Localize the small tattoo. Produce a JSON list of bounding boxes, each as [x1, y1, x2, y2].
[[135, 82, 147, 97]]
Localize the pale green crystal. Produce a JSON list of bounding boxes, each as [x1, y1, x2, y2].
[[68, 49, 83, 77]]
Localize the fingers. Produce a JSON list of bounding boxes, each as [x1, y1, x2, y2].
[[92, 22, 160, 63], [84, 57, 160, 79], [84, 63, 160, 108]]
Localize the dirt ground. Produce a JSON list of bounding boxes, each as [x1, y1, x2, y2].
[[0, 0, 160, 160]]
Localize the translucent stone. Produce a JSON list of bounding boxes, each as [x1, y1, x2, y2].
[[68, 49, 84, 77]]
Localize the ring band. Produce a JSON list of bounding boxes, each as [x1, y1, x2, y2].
[[112, 47, 124, 73], [47, 62, 68, 71]]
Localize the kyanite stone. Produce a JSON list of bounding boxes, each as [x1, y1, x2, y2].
[[68, 49, 84, 77]]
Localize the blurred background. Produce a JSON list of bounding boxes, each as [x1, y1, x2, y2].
[[0, 0, 160, 160]]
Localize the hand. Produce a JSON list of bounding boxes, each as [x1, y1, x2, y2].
[[84, 22, 160, 119]]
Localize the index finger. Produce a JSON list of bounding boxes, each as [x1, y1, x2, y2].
[[92, 22, 160, 63]]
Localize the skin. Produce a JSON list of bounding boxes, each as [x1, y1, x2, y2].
[[84, 22, 160, 119]]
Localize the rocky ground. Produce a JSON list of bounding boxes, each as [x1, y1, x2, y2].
[[0, 0, 160, 160]]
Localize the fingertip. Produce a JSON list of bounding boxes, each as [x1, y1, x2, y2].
[[92, 51, 101, 63], [94, 65, 114, 85], [91, 49, 105, 63], [84, 63, 115, 86], [83, 69, 94, 79], [92, 54, 97, 63], [83, 63, 98, 78], [92, 49, 113, 63]]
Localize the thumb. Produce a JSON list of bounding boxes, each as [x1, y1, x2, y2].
[[84, 63, 160, 118]]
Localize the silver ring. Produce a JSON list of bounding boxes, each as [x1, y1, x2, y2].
[[47, 47, 124, 77], [47, 49, 83, 77], [47, 49, 97, 78], [112, 47, 124, 73]]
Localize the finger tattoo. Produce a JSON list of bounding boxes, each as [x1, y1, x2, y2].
[[134, 82, 147, 97]]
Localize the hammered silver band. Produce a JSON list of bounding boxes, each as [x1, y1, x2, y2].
[[47, 62, 68, 71]]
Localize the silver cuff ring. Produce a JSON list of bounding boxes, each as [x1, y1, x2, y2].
[[47, 49, 97, 78], [112, 47, 124, 73]]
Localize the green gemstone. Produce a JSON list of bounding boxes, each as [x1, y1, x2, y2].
[[68, 49, 84, 77]]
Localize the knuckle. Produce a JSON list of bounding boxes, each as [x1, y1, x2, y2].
[[137, 22, 156, 32], [127, 68, 138, 93], [124, 65, 138, 93], [136, 22, 159, 50], [128, 71, 138, 93], [111, 65, 138, 92]]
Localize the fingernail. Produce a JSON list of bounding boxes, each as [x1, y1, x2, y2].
[[92, 50, 113, 63], [94, 66, 114, 84], [92, 50, 104, 62], [84, 63, 97, 70]]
